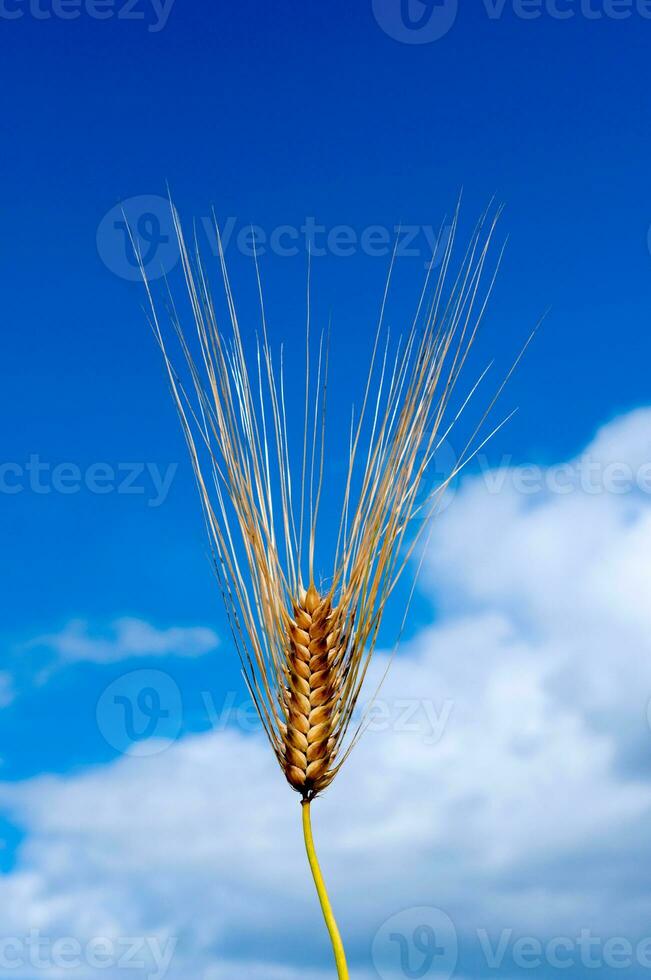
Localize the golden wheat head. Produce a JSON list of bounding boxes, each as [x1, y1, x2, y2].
[[140, 204, 514, 801]]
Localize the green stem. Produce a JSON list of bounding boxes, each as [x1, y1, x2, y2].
[[301, 800, 350, 979]]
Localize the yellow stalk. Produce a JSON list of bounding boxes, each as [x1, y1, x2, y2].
[[301, 801, 349, 979]]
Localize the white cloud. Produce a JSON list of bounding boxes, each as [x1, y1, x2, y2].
[[28, 618, 219, 664], [426, 409, 651, 769], [2, 409, 651, 978]]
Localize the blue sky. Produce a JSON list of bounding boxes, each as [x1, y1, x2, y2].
[[1, 2, 651, 978]]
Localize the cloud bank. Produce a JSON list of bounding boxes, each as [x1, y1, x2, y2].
[[2, 409, 651, 978]]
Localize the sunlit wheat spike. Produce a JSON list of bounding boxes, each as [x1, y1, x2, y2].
[[283, 583, 348, 797], [140, 201, 506, 801]]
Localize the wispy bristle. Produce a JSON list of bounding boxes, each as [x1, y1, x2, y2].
[[140, 202, 506, 796]]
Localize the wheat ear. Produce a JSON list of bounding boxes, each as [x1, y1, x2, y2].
[[140, 201, 510, 979], [284, 583, 346, 797]]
